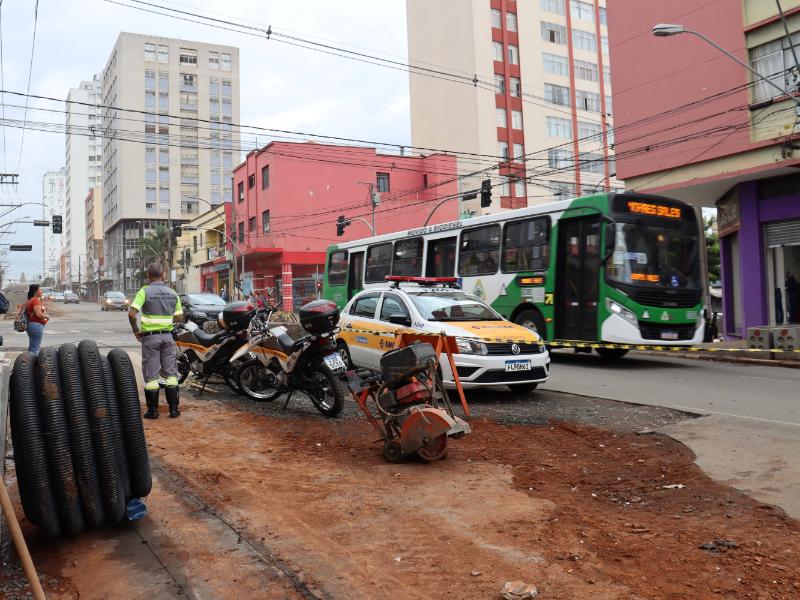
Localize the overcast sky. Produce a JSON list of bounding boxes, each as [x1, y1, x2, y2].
[[0, 0, 411, 281]]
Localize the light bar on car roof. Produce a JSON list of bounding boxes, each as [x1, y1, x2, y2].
[[385, 276, 458, 284]]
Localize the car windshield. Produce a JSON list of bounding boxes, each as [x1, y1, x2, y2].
[[187, 293, 226, 305], [606, 222, 701, 289], [407, 291, 502, 321], [107, 292, 126, 299]]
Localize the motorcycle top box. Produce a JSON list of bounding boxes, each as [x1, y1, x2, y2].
[[299, 299, 340, 335], [219, 301, 256, 332]]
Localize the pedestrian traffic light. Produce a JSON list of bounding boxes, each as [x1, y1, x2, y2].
[[480, 179, 492, 208], [52, 214, 62, 234], [336, 215, 350, 237]]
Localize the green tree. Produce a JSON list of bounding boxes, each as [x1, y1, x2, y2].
[[133, 225, 174, 285], [705, 215, 720, 284]]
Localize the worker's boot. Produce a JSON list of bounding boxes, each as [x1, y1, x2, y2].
[[165, 385, 180, 418], [143, 389, 159, 419]]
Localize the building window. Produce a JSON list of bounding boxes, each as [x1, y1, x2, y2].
[[570, 0, 595, 22], [578, 120, 602, 140], [248, 174, 255, 189], [209, 98, 219, 114], [209, 51, 219, 70], [181, 73, 197, 91], [222, 98, 232, 116], [544, 83, 571, 106], [223, 152, 233, 169], [543, 52, 569, 76], [262, 209, 270, 233], [377, 172, 390, 193], [511, 110, 523, 130], [261, 165, 270, 189], [605, 94, 613, 114], [496, 107, 507, 127], [498, 141, 509, 159], [548, 148, 573, 169], [237, 181, 244, 202], [510, 76, 522, 97], [572, 29, 597, 52], [193, 236, 197, 253], [144, 43, 156, 61], [221, 79, 232, 97], [603, 65, 611, 85], [599, 6, 607, 25], [159, 166, 169, 185], [145, 90, 155, 108], [574, 59, 599, 82], [578, 152, 605, 174], [576, 89, 601, 112], [494, 73, 506, 95], [238, 221, 244, 243], [541, 22, 567, 45], [493, 41, 503, 62], [159, 147, 169, 165], [146, 168, 156, 183], [491, 8, 502, 28], [158, 91, 168, 110], [157, 45, 168, 64], [546, 116, 572, 138], [221, 52, 232, 71], [601, 35, 609, 56], [248, 216, 256, 232], [145, 69, 155, 90], [514, 178, 526, 197], [508, 44, 519, 65], [506, 13, 517, 32], [550, 180, 576, 199], [750, 35, 800, 102], [513, 143, 524, 161], [540, 0, 565, 15], [145, 147, 155, 164], [179, 49, 197, 65]]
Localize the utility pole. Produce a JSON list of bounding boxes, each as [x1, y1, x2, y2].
[[167, 205, 173, 284]]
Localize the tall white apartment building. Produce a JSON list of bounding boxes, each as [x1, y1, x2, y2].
[[65, 76, 103, 287], [101, 33, 240, 294], [42, 167, 67, 282], [407, 0, 618, 215]]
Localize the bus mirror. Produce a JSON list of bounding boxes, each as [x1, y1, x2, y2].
[[602, 223, 616, 262]]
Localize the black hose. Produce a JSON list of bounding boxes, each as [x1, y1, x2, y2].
[[100, 355, 131, 501], [35, 347, 85, 535], [57, 343, 104, 528], [78, 340, 126, 525], [9, 352, 61, 537], [107, 348, 152, 498]]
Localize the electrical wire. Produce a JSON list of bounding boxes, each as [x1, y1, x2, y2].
[[16, 0, 39, 172], [0, 0, 6, 172]]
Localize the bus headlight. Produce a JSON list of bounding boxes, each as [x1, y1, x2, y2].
[[606, 298, 638, 327], [456, 337, 488, 355]]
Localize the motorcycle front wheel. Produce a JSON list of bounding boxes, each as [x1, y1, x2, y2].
[[177, 354, 191, 384], [305, 365, 346, 418], [236, 359, 281, 402]]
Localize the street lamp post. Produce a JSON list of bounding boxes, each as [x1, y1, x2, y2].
[[652, 24, 800, 106]]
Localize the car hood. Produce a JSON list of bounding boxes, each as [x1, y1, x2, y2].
[[428, 320, 541, 342], [190, 303, 225, 313]]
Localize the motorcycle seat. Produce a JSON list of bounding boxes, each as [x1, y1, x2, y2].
[[194, 328, 233, 348], [277, 332, 311, 354]]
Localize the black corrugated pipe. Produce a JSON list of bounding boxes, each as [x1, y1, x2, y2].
[[100, 355, 132, 501]]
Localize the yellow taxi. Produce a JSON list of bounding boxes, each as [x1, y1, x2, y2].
[[336, 277, 550, 393]]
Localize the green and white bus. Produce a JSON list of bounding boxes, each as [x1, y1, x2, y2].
[[324, 192, 704, 357]]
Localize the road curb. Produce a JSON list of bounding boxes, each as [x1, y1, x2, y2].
[[632, 350, 800, 369]]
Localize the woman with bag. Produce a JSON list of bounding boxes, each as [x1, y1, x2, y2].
[[25, 284, 49, 354]]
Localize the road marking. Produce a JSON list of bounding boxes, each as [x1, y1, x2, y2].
[[740, 375, 793, 384]]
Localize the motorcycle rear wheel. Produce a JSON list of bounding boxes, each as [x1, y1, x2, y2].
[[305, 365, 346, 418], [236, 360, 281, 402]]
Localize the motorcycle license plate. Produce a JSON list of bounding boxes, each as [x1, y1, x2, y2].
[[505, 359, 531, 372], [324, 353, 347, 372]]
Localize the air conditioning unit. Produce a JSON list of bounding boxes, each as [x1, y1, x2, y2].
[[772, 326, 800, 351], [746, 326, 773, 350]]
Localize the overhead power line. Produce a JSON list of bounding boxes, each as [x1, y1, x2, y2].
[[16, 0, 39, 172]]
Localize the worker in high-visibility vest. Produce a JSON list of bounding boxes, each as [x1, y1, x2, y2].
[[128, 262, 184, 418]]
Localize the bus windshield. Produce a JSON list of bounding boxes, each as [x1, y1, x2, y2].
[[407, 291, 502, 321], [606, 222, 700, 289]]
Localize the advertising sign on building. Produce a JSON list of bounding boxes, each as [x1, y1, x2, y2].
[[716, 193, 740, 237]]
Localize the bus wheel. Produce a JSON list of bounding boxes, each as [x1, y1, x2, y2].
[[514, 309, 546, 339], [596, 348, 629, 360]]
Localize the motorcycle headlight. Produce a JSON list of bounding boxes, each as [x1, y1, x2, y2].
[[606, 298, 638, 327], [455, 337, 488, 355], [193, 311, 208, 319]]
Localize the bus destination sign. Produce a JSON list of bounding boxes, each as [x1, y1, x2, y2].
[[626, 201, 681, 219]]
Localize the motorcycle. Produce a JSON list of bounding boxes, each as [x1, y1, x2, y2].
[[230, 299, 348, 417], [173, 301, 258, 394]]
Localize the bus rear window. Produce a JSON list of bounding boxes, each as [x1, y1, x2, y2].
[[392, 237, 423, 277], [327, 250, 348, 286], [502, 217, 550, 272], [459, 224, 500, 276], [365, 243, 393, 283]]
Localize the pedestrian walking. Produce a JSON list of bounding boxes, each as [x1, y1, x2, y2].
[[220, 285, 228, 302], [128, 263, 184, 419], [25, 284, 49, 355]]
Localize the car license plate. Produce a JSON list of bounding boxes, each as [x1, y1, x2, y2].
[[324, 353, 347, 372], [505, 359, 531, 372], [660, 331, 679, 340]]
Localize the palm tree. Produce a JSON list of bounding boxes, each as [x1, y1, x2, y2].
[[133, 225, 173, 285]]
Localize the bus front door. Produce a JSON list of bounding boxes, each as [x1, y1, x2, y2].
[[348, 251, 364, 299], [555, 216, 600, 341]]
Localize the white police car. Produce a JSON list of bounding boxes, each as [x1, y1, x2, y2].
[[336, 277, 550, 392]]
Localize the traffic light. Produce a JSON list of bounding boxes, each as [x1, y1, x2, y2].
[[52, 214, 62, 234], [336, 215, 350, 237], [172, 224, 182, 238], [480, 179, 492, 208]]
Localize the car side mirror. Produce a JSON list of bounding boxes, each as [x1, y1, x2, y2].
[[388, 314, 411, 327]]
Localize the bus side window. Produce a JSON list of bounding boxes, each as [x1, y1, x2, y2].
[[327, 250, 349, 286], [426, 237, 457, 277], [459, 224, 501, 276], [502, 217, 551, 272], [392, 237, 423, 277], [365, 243, 393, 283]]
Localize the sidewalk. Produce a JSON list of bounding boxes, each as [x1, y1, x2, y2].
[[633, 339, 800, 368]]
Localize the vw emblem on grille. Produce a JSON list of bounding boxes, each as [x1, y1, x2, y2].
[[511, 344, 521, 355]]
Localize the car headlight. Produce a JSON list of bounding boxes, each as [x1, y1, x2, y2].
[[106, 298, 112, 304], [193, 311, 207, 319], [606, 298, 637, 327], [455, 337, 488, 355]]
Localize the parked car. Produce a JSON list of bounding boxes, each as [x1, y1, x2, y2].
[[52, 291, 65, 303], [100, 291, 130, 311], [63, 291, 80, 304], [180, 292, 227, 326]]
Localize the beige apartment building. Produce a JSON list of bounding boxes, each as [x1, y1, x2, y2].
[[85, 186, 104, 297], [101, 33, 240, 294], [407, 0, 618, 215]]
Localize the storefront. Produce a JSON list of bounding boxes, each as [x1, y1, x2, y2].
[[239, 250, 326, 311], [199, 259, 231, 296], [718, 176, 800, 337]]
